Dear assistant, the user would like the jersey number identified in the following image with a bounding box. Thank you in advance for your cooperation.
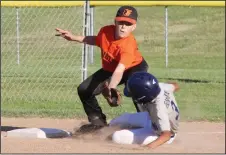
[171,101,179,120]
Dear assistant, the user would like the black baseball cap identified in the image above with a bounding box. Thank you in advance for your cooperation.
[115,6,138,24]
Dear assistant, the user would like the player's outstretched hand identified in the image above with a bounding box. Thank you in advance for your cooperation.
[55,28,75,41]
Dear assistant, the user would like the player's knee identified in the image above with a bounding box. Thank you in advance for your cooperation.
[77,83,88,97]
[112,130,134,144]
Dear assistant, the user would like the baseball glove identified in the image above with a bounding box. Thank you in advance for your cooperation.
[102,82,121,107]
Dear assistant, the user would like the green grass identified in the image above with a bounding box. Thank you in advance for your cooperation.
[1,6,225,122]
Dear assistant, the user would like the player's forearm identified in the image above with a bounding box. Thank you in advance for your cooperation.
[108,63,125,88]
[72,36,96,45]
[108,71,123,89]
[147,131,171,149]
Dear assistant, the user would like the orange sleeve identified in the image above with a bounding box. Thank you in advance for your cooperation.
[119,45,136,68]
[95,27,104,47]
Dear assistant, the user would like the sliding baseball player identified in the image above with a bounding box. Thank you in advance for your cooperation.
[109,72,180,149]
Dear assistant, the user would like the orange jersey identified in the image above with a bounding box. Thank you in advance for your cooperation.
[96,25,143,72]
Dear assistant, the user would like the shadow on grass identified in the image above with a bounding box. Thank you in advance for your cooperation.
[159,78,224,84]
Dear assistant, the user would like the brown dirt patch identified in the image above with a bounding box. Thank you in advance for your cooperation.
[1,117,225,153]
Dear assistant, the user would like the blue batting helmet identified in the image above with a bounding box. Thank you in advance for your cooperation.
[126,72,161,103]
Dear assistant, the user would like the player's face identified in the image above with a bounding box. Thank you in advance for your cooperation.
[115,21,136,39]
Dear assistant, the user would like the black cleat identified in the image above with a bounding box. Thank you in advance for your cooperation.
[74,115,108,134]
[75,123,106,134]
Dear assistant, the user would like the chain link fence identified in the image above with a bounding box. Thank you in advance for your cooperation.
[1,6,84,105]
[1,4,224,116]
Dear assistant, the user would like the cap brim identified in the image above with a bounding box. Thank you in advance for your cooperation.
[115,17,136,24]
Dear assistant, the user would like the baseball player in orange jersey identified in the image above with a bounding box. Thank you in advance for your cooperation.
[55,6,149,133]
[109,72,180,149]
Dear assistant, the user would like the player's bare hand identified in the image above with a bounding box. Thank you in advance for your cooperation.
[55,28,75,41]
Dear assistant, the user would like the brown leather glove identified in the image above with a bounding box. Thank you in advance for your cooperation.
[102,82,122,107]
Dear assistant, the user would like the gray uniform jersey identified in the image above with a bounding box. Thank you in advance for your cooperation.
[147,83,180,135]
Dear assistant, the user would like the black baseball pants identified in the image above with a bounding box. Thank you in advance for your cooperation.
[77,58,149,124]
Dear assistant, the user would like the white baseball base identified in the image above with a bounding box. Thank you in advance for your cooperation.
[6,128,72,138]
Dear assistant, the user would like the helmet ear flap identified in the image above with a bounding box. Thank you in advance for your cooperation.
[123,82,131,97]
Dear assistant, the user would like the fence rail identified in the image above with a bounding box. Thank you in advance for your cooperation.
[1,1,225,7]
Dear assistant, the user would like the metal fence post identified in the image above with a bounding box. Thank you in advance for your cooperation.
[82,0,90,81]
[89,6,94,64]
[87,5,91,64]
